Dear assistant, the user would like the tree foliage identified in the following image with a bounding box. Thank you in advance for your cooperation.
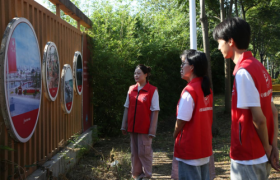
[87,1,192,136]
[44,0,280,136]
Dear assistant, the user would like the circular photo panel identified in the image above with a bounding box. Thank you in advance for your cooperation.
[61,64,74,114]
[0,18,41,143]
[42,42,60,101]
[73,51,83,95]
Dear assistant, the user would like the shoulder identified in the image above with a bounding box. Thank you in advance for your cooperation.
[148,83,157,91]
[236,68,253,82]
[240,57,262,70]
[184,86,197,102]
[236,68,250,76]
[128,84,137,93]
[185,83,197,92]
[181,91,193,100]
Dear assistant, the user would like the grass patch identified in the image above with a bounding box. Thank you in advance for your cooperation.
[64,94,280,180]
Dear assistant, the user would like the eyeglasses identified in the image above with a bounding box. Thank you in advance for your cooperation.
[181,62,189,67]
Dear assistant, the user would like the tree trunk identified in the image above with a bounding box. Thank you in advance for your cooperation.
[235,0,239,17]
[200,0,218,135]
[271,63,274,78]
[224,58,231,113]
[240,0,246,20]
[252,30,257,57]
[228,0,233,18]
[220,0,231,113]
[220,0,225,21]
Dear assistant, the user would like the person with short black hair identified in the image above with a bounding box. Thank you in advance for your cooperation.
[172,50,213,180]
[121,64,160,180]
[213,17,280,180]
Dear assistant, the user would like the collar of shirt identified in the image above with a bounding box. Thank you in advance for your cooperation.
[233,51,253,76]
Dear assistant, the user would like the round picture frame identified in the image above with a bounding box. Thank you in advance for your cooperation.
[73,51,83,95]
[0,17,42,143]
[42,42,60,101]
[61,64,74,114]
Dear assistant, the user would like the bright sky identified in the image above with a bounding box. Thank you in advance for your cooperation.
[34,0,50,7]
[34,0,139,17]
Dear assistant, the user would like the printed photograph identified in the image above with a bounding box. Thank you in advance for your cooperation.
[46,44,59,98]
[76,54,83,92]
[64,67,73,111]
[6,22,41,118]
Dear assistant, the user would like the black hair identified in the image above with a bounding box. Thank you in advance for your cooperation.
[180,49,211,97]
[136,64,151,81]
[213,17,251,49]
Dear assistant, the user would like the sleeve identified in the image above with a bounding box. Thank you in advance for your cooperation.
[120,108,128,131]
[124,92,129,108]
[150,89,160,111]
[176,91,195,121]
[148,110,159,137]
[235,69,260,109]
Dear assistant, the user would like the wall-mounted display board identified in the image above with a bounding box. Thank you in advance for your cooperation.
[42,42,60,101]
[61,64,74,114]
[0,17,42,143]
[73,51,83,95]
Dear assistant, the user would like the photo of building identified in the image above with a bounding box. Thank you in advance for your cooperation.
[6,22,41,119]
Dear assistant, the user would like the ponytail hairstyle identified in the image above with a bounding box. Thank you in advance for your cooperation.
[136,64,152,82]
[180,49,211,97]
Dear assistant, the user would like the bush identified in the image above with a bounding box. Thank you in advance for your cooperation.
[87,3,188,136]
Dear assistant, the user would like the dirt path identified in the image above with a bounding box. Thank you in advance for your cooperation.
[65,96,280,179]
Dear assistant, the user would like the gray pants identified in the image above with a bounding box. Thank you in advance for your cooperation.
[130,133,153,178]
[171,153,216,180]
[231,160,271,180]
[178,161,210,180]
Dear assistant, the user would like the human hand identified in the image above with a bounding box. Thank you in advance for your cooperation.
[265,145,272,160]
[269,145,280,171]
[122,130,127,135]
[148,135,154,139]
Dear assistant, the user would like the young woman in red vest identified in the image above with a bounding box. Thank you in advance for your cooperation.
[173,50,213,180]
[121,64,160,180]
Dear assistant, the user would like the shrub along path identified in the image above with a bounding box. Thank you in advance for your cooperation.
[65,95,280,180]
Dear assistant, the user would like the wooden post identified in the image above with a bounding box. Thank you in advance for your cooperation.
[56,3,60,18]
[77,20,80,31]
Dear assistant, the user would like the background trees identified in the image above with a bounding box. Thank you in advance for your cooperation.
[87,0,190,135]
[45,0,280,136]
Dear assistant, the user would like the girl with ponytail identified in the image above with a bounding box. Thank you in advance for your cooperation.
[172,50,213,180]
[121,64,160,180]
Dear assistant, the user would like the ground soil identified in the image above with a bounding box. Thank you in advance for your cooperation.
[64,95,280,180]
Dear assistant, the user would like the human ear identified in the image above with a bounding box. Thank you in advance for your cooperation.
[228,38,235,47]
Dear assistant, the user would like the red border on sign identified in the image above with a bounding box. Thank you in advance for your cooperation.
[12,109,38,138]
[49,87,58,98]
[66,102,72,111]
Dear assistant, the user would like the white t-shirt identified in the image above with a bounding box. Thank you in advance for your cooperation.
[124,86,160,111]
[231,68,270,165]
[175,91,210,166]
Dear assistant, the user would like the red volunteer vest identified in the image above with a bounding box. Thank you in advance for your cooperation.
[127,82,157,134]
[174,77,213,160]
[231,51,274,160]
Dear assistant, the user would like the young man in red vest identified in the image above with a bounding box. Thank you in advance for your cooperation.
[213,17,280,179]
